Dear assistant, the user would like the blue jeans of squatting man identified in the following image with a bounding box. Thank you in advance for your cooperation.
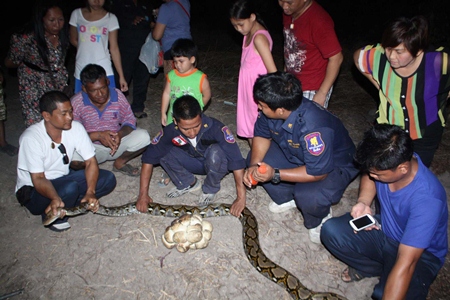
[321,213,442,300]
[26,169,117,224]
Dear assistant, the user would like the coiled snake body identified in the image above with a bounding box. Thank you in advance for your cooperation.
[44,202,346,300]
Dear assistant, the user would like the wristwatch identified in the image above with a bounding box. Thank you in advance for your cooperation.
[271,168,281,184]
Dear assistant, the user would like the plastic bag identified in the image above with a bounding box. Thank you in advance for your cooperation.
[139,33,163,74]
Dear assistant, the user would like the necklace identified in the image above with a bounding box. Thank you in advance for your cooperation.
[290,1,312,30]
[47,131,58,149]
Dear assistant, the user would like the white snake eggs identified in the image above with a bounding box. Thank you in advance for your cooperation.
[162,213,213,252]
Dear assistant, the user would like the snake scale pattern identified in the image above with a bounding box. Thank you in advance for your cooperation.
[44,202,347,300]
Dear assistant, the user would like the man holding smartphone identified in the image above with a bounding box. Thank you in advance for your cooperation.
[321,124,448,300]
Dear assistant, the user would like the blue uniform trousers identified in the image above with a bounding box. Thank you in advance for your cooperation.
[247,142,356,228]
[160,144,228,194]
[321,213,442,300]
[26,169,117,224]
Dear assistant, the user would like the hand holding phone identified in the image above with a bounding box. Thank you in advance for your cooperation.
[349,214,380,231]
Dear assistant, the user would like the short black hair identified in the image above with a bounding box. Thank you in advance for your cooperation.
[170,38,198,59]
[39,90,70,114]
[253,71,303,111]
[172,95,202,122]
[80,64,107,86]
[381,15,429,57]
[354,123,414,172]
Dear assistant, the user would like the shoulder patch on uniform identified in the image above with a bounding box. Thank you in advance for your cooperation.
[151,130,163,144]
[172,135,188,146]
[222,126,236,143]
[304,132,325,156]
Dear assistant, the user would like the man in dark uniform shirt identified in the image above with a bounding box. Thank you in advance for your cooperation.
[245,72,359,243]
[136,95,247,217]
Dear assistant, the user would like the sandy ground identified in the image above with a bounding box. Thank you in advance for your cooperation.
[1,27,449,300]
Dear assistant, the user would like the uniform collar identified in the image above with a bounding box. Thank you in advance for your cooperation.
[175,113,213,138]
[281,101,306,133]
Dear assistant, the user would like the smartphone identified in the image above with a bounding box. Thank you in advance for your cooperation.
[349,214,378,231]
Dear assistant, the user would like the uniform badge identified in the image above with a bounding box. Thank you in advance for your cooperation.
[304,132,325,156]
[172,135,188,146]
[222,126,235,143]
[151,130,163,144]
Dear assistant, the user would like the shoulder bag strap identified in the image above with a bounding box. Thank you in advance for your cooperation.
[173,0,190,18]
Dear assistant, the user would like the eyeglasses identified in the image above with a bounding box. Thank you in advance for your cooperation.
[58,143,69,165]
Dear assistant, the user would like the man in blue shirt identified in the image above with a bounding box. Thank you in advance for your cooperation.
[321,124,448,299]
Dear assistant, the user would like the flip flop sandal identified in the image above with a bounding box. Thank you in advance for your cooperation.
[158,171,171,187]
[341,266,366,283]
[113,164,140,177]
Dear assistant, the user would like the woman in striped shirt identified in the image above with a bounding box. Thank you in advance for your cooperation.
[354,15,450,167]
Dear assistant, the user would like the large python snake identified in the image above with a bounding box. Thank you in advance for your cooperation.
[44,202,347,300]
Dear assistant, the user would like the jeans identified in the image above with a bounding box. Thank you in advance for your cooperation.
[25,169,117,223]
[321,213,442,299]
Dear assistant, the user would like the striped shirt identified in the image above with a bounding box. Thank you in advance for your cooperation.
[357,44,450,140]
[71,88,136,144]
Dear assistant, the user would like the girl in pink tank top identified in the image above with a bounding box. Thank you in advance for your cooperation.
[230,0,277,147]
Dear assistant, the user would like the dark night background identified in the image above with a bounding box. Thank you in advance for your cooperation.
[0,1,449,298]
[1,0,447,105]
[1,0,449,52]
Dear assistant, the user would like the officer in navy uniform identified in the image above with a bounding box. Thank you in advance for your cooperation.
[136,95,247,217]
[245,72,359,244]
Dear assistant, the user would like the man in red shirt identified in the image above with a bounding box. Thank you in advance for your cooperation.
[279,0,343,108]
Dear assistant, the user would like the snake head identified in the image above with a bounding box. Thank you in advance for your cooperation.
[42,208,63,226]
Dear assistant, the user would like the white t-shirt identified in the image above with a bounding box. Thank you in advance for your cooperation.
[16,120,95,192]
[188,137,197,147]
[69,9,120,79]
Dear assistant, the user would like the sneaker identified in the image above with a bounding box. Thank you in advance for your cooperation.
[268,199,297,213]
[166,178,201,198]
[199,192,216,205]
[308,208,333,244]
[49,221,71,232]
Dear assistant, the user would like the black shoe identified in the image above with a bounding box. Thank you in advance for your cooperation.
[49,221,71,232]
[134,112,148,118]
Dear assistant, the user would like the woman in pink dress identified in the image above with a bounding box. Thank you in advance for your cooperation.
[230,0,277,146]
